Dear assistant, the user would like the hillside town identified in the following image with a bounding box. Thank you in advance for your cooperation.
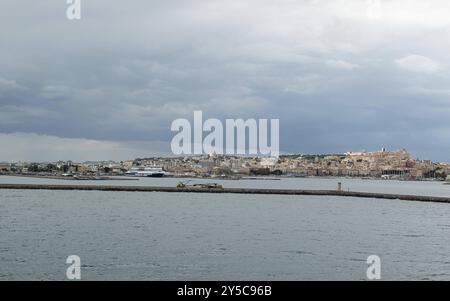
[1,148,449,181]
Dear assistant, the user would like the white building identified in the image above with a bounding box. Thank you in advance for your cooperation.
[260,157,278,167]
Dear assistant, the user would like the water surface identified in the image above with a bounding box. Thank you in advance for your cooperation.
[1,178,450,280]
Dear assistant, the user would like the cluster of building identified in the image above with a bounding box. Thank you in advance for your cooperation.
[1,148,449,181]
[276,148,450,180]
[133,148,449,180]
[0,160,133,176]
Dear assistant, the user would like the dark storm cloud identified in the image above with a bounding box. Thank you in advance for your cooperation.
[1,0,450,161]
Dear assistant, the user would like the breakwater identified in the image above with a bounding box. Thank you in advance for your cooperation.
[1,183,450,203]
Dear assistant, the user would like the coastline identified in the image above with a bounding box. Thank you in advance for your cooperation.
[1,174,139,181]
[1,172,447,182]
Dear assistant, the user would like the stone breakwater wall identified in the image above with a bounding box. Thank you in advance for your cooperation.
[1,183,450,204]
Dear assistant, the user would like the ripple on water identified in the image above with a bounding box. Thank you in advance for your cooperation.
[1,188,450,280]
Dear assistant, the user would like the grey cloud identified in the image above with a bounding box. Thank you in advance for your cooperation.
[1,0,450,161]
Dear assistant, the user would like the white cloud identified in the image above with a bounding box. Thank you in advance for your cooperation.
[328,0,450,29]
[326,60,360,70]
[395,55,441,73]
[0,77,26,91]
[403,86,450,97]
[39,85,71,100]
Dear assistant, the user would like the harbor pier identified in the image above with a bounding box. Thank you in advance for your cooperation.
[0,183,450,204]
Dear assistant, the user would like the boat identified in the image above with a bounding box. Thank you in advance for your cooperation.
[176,181,223,189]
[125,167,166,177]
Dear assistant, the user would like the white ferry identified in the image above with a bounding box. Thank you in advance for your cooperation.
[125,166,166,177]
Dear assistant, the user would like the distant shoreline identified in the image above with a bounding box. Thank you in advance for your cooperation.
[0,173,448,183]
[1,174,139,181]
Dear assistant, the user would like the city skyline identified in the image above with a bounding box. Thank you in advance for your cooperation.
[2,148,449,182]
[0,147,448,164]
[0,144,448,164]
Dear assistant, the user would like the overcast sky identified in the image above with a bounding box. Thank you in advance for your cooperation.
[1,0,450,162]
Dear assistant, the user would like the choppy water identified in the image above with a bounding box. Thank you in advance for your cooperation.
[1,176,450,280]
